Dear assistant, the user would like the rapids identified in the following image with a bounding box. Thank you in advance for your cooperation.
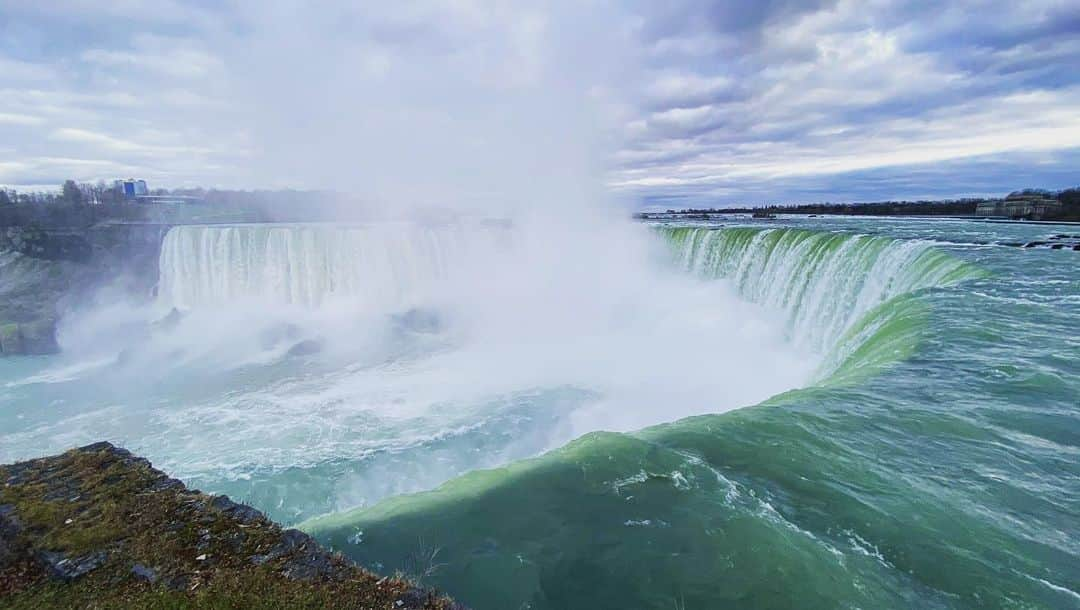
[1,216,1077,609]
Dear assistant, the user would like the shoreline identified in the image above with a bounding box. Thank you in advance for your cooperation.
[636,212,1080,227]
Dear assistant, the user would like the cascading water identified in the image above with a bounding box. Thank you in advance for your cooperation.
[3,217,1075,609]
[297,219,1078,610]
[659,226,983,376]
[158,222,507,309]
[1,219,820,523]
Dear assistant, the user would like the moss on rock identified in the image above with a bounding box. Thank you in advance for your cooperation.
[0,443,465,609]
[0,324,23,355]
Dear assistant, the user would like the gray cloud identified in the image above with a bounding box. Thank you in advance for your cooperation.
[615,0,1080,204]
[0,1,1077,204]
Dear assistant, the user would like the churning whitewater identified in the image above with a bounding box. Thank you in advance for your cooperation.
[1,216,1076,609]
[2,218,817,520]
[303,217,1077,610]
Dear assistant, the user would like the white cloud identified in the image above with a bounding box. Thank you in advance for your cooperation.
[0,113,45,126]
[0,57,56,84]
[48,127,158,154]
[0,0,1077,200]
[81,48,220,80]
[80,34,224,80]
[612,0,1080,202]
[0,0,216,27]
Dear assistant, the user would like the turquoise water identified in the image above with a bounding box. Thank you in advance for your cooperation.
[1,216,1077,608]
[306,217,1079,609]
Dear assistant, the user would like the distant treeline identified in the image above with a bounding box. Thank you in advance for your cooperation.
[6,180,1080,227]
[0,180,114,208]
[704,199,981,216]
[655,187,1080,220]
[0,180,345,229]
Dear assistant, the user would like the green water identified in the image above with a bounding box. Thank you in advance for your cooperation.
[305,218,1079,609]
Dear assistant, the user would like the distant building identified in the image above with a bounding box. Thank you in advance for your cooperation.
[78,183,101,205]
[975,200,1004,216]
[114,179,150,200]
[976,193,1062,220]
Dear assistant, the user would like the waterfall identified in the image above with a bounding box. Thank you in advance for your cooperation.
[157,221,982,381]
[158,222,505,310]
[658,226,982,369]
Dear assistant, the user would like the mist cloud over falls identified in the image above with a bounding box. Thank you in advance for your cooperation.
[22,215,816,523]
[2,1,1079,202]
[217,2,639,214]
[1,3,817,502]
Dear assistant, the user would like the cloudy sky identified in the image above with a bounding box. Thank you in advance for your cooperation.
[1,1,1078,206]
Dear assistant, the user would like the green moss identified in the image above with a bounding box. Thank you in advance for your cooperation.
[1,444,461,609]
[0,322,22,353]
[4,567,435,609]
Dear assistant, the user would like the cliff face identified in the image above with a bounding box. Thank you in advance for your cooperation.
[0,222,168,356]
[0,443,464,609]
[0,199,269,356]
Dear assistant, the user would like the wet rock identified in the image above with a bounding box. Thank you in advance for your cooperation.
[394,308,442,334]
[41,480,81,502]
[259,323,301,349]
[0,504,21,529]
[162,572,190,591]
[0,504,25,569]
[395,589,469,610]
[3,463,34,486]
[251,529,315,566]
[115,348,133,366]
[152,307,184,331]
[37,550,107,581]
[281,551,343,582]
[196,529,212,553]
[19,319,59,354]
[0,324,24,355]
[285,338,323,358]
[148,475,185,493]
[0,319,58,356]
[398,589,435,608]
[131,563,158,583]
[78,441,131,457]
[210,495,264,525]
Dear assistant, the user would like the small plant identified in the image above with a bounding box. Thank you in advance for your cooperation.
[401,536,448,585]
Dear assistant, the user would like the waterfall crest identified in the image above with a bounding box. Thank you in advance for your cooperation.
[158,222,505,310]
[659,226,982,369]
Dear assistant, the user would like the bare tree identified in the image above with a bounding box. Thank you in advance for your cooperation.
[61,180,83,205]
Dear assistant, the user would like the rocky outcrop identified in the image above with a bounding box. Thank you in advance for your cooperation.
[0,443,465,609]
[0,251,75,356]
[0,226,92,263]
[0,221,173,357]
[0,319,59,356]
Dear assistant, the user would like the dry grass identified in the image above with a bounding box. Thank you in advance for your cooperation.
[0,443,464,609]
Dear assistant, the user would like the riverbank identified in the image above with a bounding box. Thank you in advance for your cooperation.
[636,211,1080,225]
[0,442,464,609]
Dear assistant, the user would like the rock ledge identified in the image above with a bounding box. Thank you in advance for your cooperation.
[0,442,464,609]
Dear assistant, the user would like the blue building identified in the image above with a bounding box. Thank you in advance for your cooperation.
[114,179,149,200]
